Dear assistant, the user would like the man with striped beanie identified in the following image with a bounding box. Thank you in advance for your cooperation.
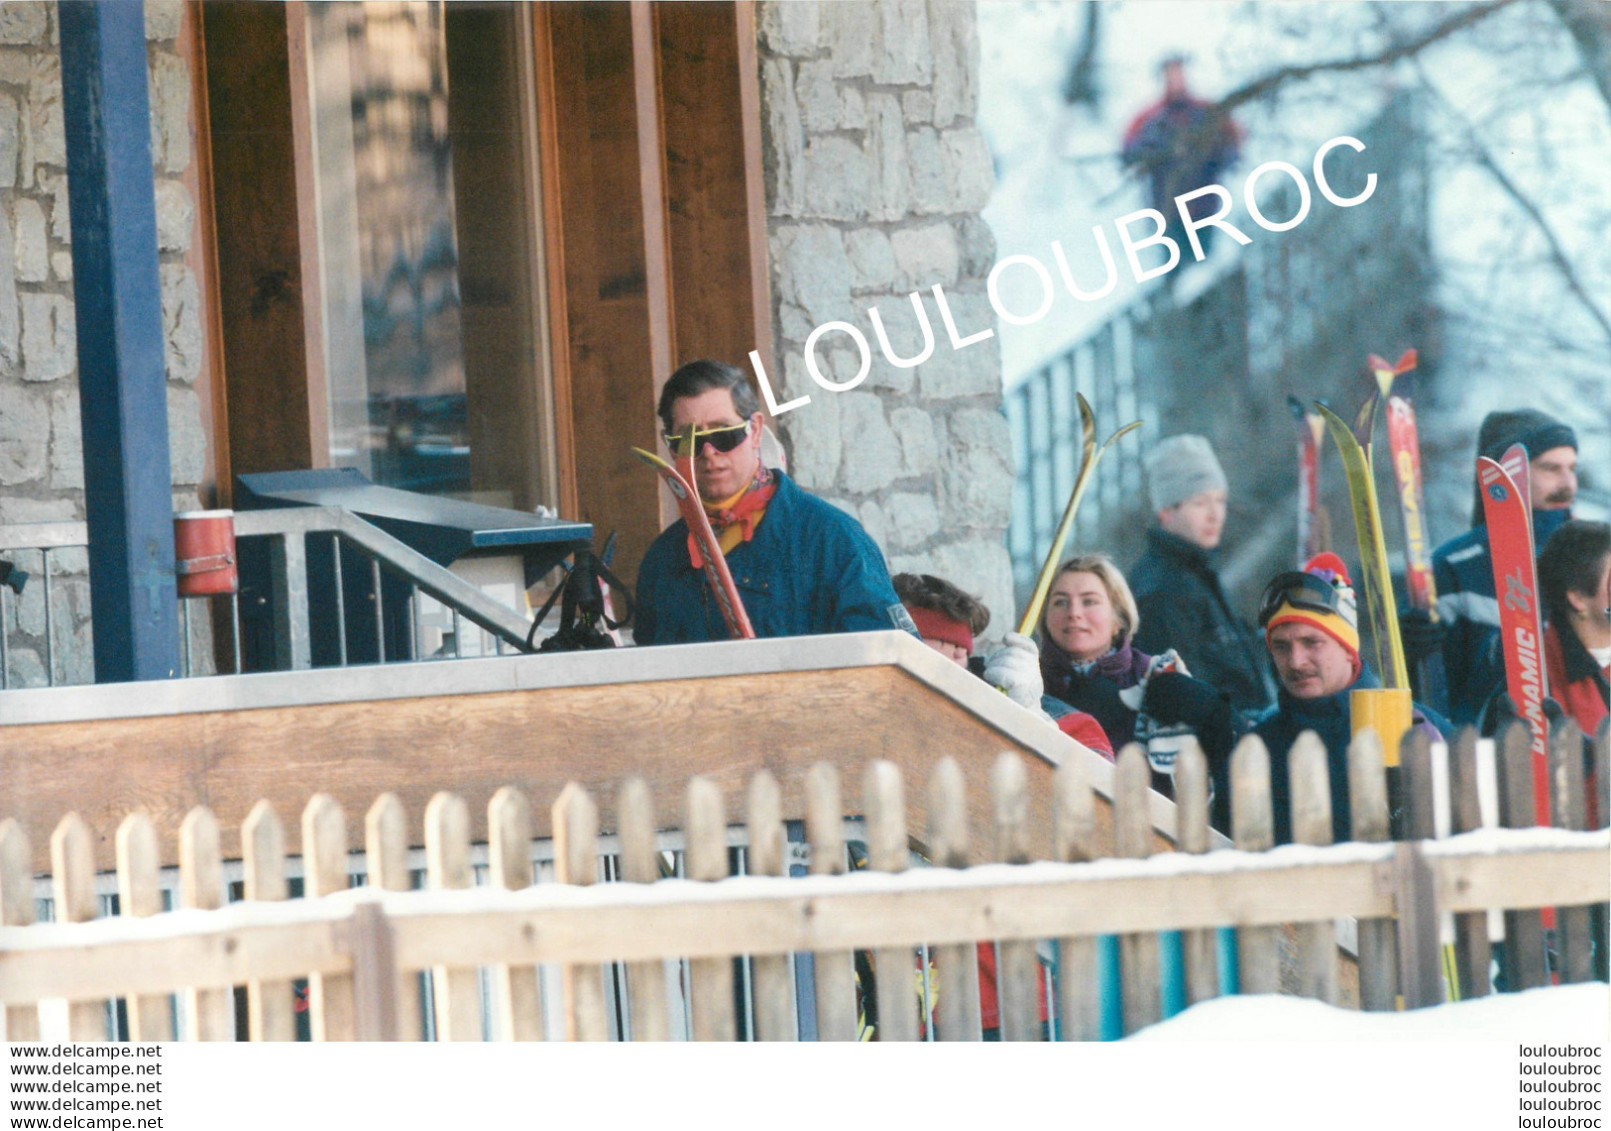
[1244,553,1448,843]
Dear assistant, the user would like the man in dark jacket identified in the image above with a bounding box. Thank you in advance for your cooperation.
[1131,433,1275,718]
[1414,410,1579,727]
[1249,555,1449,844]
[635,360,912,645]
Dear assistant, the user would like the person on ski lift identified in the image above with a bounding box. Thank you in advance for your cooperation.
[1411,410,1579,728]
[633,359,910,645]
[1253,554,1449,844]
[1033,552,1241,808]
[1129,434,1275,719]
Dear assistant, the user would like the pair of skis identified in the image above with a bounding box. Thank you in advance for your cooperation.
[1017,394,1142,635]
[1288,397,1328,566]
[1313,351,1416,694]
[632,426,755,640]
[1478,445,1551,828]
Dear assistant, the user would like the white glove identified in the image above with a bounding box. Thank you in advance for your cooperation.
[983,632,1044,712]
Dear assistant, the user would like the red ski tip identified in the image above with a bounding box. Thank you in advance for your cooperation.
[1392,349,1417,374]
[1366,354,1391,373]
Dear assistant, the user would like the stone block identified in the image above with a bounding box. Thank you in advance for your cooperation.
[857,499,887,549]
[0,493,73,524]
[51,546,86,575]
[9,195,45,281]
[48,385,80,490]
[773,223,852,327]
[826,2,874,79]
[154,178,193,252]
[20,291,72,381]
[838,392,902,494]
[844,228,897,293]
[890,406,939,477]
[0,4,47,46]
[863,291,931,367]
[928,0,979,129]
[938,406,1014,529]
[0,50,27,87]
[891,223,959,290]
[831,306,915,395]
[885,491,939,549]
[800,135,870,221]
[930,538,1014,643]
[162,262,201,384]
[956,214,997,278]
[795,60,839,134]
[145,0,183,42]
[902,89,935,125]
[0,201,16,375]
[863,93,908,223]
[761,58,805,217]
[874,0,933,86]
[148,52,190,175]
[778,354,840,490]
[49,249,67,280]
[26,52,61,173]
[916,294,1001,400]
[167,384,204,486]
[758,1,820,57]
[778,302,813,342]
[0,385,46,483]
[0,92,18,188]
[6,647,45,689]
[942,126,994,213]
[838,85,866,131]
[38,169,68,240]
[906,126,947,215]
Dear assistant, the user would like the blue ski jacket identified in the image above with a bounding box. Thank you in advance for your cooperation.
[634,470,911,646]
[1248,668,1451,844]
[1431,507,1572,727]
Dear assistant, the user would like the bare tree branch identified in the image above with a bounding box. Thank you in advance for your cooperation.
[1545,0,1611,109]
[1216,0,1523,113]
[1416,70,1611,351]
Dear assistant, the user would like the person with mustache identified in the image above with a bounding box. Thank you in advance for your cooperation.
[1251,554,1450,845]
[1411,410,1580,728]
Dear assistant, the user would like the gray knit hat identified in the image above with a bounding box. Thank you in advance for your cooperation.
[1145,434,1228,512]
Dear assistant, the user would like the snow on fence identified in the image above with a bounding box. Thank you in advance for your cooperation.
[0,719,1604,1042]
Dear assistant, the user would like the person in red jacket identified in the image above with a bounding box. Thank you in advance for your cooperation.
[894,572,1113,758]
[893,572,1103,1038]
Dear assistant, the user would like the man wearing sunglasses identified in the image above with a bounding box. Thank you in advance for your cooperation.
[1245,553,1448,844]
[634,359,912,645]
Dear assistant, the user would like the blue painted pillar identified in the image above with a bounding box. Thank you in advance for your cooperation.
[58,1,179,682]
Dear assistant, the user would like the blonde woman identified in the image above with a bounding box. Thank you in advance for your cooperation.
[1035,553,1241,806]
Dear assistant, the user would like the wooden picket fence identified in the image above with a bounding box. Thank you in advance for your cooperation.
[0,719,1605,1042]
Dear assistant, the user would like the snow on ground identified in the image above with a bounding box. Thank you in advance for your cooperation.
[1133,982,1610,1042]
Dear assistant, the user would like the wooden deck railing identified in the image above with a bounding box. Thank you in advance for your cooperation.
[1,718,1605,1042]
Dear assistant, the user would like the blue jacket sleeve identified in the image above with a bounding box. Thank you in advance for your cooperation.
[824,521,908,636]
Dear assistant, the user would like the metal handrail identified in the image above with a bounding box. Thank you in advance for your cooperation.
[233,506,537,655]
[0,508,541,686]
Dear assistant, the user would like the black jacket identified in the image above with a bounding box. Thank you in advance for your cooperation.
[1130,528,1275,717]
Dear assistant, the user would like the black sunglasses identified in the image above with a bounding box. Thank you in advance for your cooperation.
[1258,570,1346,627]
[664,421,751,456]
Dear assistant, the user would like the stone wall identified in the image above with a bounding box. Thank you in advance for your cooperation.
[0,0,204,685]
[755,0,1016,639]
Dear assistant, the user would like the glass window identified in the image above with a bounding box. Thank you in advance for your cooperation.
[304,0,555,510]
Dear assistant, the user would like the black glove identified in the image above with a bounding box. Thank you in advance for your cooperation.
[1399,608,1447,663]
[1142,672,1240,763]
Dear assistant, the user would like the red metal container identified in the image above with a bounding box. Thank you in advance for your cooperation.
[173,510,238,597]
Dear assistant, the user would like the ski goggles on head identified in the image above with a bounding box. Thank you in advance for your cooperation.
[664,420,751,456]
[1257,570,1349,627]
